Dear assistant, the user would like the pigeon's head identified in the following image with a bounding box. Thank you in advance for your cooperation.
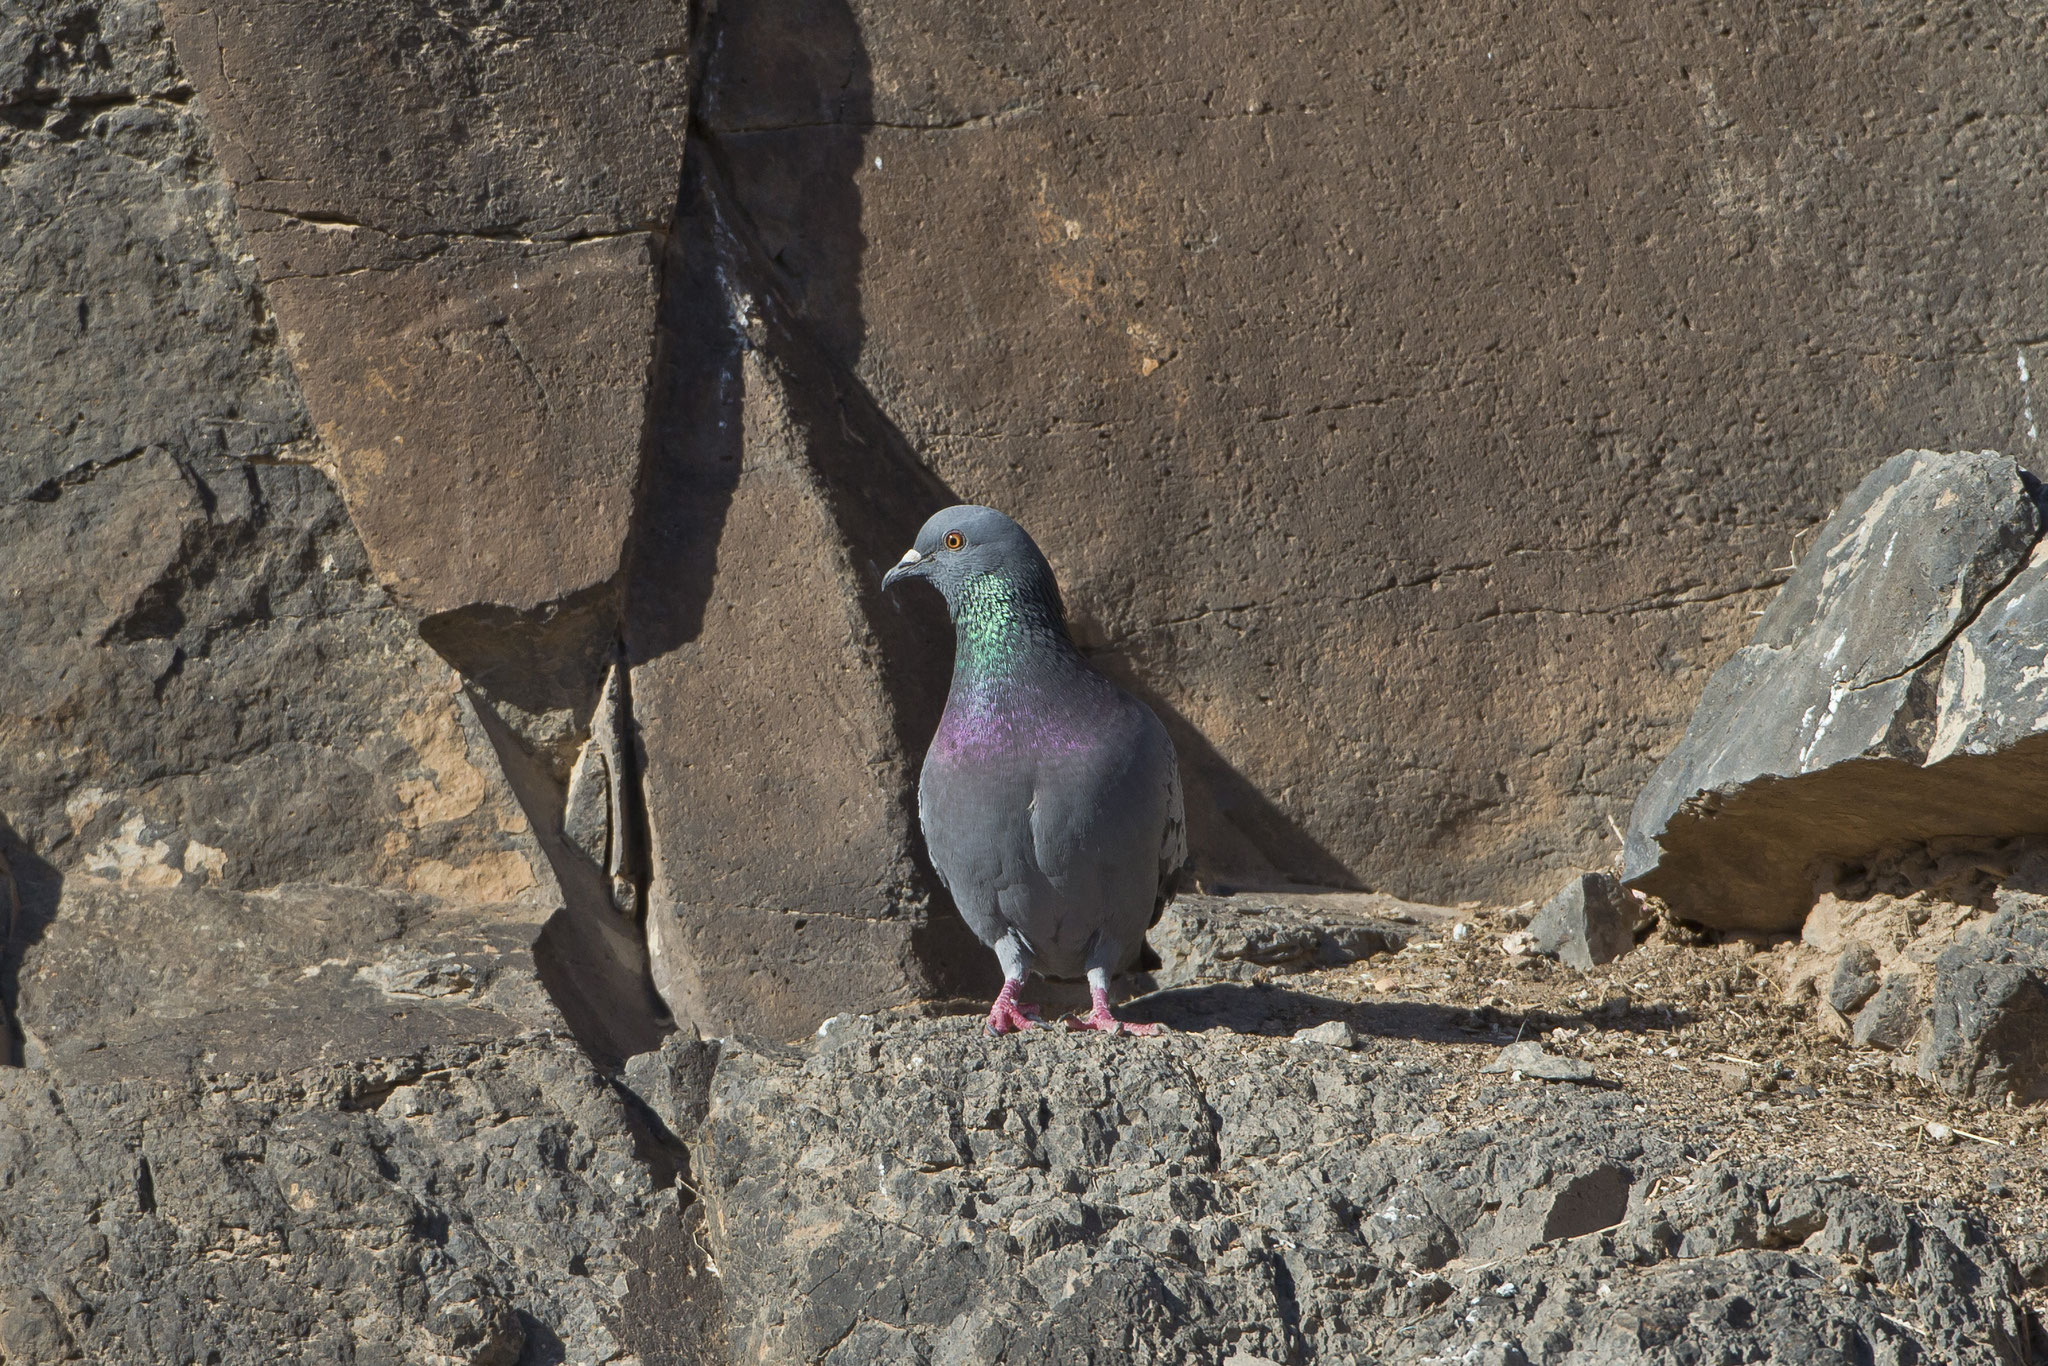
[882,504,1062,616]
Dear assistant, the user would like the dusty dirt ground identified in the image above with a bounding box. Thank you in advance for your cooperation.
[919,898,2048,1313]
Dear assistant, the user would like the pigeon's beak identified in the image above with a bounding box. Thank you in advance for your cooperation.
[882,547,927,591]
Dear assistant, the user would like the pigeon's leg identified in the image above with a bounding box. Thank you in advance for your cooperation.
[986,933,1041,1036]
[1065,964,1160,1036]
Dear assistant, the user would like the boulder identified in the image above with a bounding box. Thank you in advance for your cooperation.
[1527,872,1648,970]
[1627,450,2048,930]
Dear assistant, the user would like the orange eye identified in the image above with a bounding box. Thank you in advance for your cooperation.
[944,531,966,551]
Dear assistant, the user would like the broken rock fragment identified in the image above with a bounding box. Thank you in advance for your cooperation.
[1626,450,2048,930]
[1527,872,1647,971]
[1919,900,2048,1105]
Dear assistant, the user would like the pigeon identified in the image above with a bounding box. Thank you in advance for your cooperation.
[882,505,1186,1036]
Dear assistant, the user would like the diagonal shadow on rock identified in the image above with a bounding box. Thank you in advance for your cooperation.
[0,818,60,1068]
[686,0,1365,900]
[1122,981,1693,1043]
[1092,666,1363,891]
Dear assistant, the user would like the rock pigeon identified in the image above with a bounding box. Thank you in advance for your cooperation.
[883,505,1186,1036]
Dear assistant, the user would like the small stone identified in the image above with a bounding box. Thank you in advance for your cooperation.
[1373,975,1399,993]
[1828,943,1883,1016]
[1714,1062,1752,1094]
[1452,921,1474,941]
[1528,873,1648,972]
[1482,1040,1598,1083]
[1293,1020,1358,1049]
[1926,1121,1956,1144]
[1501,930,1539,958]
[1851,972,1920,1051]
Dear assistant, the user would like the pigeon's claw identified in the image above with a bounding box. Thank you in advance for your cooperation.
[1064,987,1161,1036]
[985,979,1039,1036]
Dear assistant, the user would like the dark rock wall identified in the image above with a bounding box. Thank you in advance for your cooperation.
[699,1,2048,900]
[0,0,612,1067]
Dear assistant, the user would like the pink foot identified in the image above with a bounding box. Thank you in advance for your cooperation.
[985,979,1041,1036]
[1065,986,1161,1036]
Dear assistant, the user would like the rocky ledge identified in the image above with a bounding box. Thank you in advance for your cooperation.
[635,1003,2033,1366]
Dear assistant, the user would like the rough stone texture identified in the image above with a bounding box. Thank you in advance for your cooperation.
[0,1032,694,1365]
[1826,943,1883,1017]
[1528,872,1647,971]
[0,9,685,1360]
[682,1013,2032,1365]
[1934,533,2048,762]
[696,1,2048,902]
[156,0,694,624]
[1291,1019,1357,1049]
[1849,972,1920,1053]
[1772,840,2048,1105]
[0,0,658,1065]
[1921,901,2048,1107]
[626,146,986,1041]
[15,2,2048,1359]
[1145,891,1433,989]
[1628,451,2048,929]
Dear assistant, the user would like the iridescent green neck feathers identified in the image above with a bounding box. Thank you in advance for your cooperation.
[951,569,1072,683]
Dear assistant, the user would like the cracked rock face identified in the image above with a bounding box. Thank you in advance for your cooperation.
[680,1014,2030,1365]
[1627,450,2048,930]
[0,8,690,1359]
[0,1033,691,1366]
[156,0,695,622]
[12,2,2048,1362]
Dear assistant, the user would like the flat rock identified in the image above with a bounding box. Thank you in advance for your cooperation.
[1627,450,2048,929]
[1482,1040,1599,1083]
[1146,891,1425,989]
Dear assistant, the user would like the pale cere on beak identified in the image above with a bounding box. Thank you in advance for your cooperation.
[882,547,925,590]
